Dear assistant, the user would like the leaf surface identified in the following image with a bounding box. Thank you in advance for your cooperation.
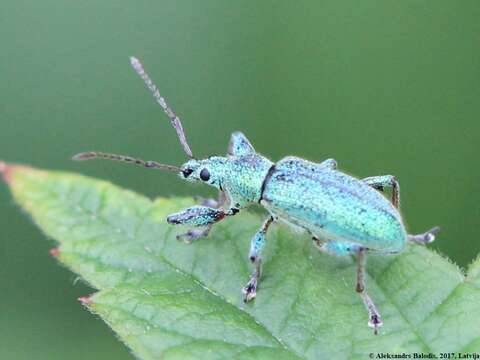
[3,163,480,359]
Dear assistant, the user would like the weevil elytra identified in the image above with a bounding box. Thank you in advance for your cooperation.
[73,57,440,334]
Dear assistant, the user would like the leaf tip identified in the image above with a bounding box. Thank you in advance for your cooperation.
[49,247,60,258]
[78,296,93,305]
[0,161,13,184]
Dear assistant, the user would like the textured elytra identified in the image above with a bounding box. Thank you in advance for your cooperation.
[3,163,480,359]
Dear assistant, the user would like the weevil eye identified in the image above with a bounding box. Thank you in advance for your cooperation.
[199,168,210,181]
[182,168,194,178]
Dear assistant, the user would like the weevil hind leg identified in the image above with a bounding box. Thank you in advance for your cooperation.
[313,239,383,333]
[193,190,227,209]
[363,175,400,208]
[355,247,383,334]
[408,226,440,245]
[242,216,275,302]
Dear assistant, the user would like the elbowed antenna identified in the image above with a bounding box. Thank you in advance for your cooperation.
[72,151,182,172]
[130,56,194,158]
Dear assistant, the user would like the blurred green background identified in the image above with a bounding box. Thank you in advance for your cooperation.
[1,1,479,359]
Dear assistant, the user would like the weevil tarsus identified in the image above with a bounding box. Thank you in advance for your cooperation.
[408,226,441,244]
[242,258,261,303]
[243,216,275,302]
[176,226,213,244]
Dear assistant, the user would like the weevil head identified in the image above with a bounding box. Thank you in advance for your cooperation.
[180,157,228,189]
[180,153,274,207]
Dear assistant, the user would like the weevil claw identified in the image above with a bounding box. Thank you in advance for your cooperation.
[175,233,193,244]
[408,226,441,245]
[368,314,383,335]
[176,232,194,244]
[425,226,441,243]
[242,278,258,302]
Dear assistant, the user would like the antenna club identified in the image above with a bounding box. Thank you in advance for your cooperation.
[130,56,142,71]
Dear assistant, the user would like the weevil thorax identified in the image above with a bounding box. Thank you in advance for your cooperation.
[180,153,273,208]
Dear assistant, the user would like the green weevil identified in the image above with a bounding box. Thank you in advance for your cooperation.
[73,57,440,334]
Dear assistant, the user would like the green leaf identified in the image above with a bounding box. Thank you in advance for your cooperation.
[3,163,480,359]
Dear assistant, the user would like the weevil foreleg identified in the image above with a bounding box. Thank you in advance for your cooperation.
[363,175,400,208]
[193,190,228,209]
[243,216,275,302]
[180,192,229,242]
[228,131,256,156]
[167,206,239,243]
[175,226,213,244]
[408,226,440,245]
[356,247,383,335]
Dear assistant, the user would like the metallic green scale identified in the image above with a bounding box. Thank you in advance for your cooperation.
[74,57,440,334]
[261,156,406,255]
[182,153,273,208]
[182,152,405,255]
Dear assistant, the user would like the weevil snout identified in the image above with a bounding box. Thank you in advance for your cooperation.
[182,167,194,178]
[180,159,201,181]
[179,157,227,190]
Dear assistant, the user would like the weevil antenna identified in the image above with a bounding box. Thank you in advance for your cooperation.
[130,56,194,158]
[72,151,182,172]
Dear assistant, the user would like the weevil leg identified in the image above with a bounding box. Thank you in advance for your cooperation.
[228,131,256,156]
[183,191,229,242]
[243,216,275,302]
[193,190,228,209]
[176,226,213,244]
[355,247,383,335]
[318,158,338,170]
[312,236,328,252]
[313,237,361,256]
[167,206,239,244]
[313,239,382,332]
[363,175,400,208]
[408,226,440,245]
